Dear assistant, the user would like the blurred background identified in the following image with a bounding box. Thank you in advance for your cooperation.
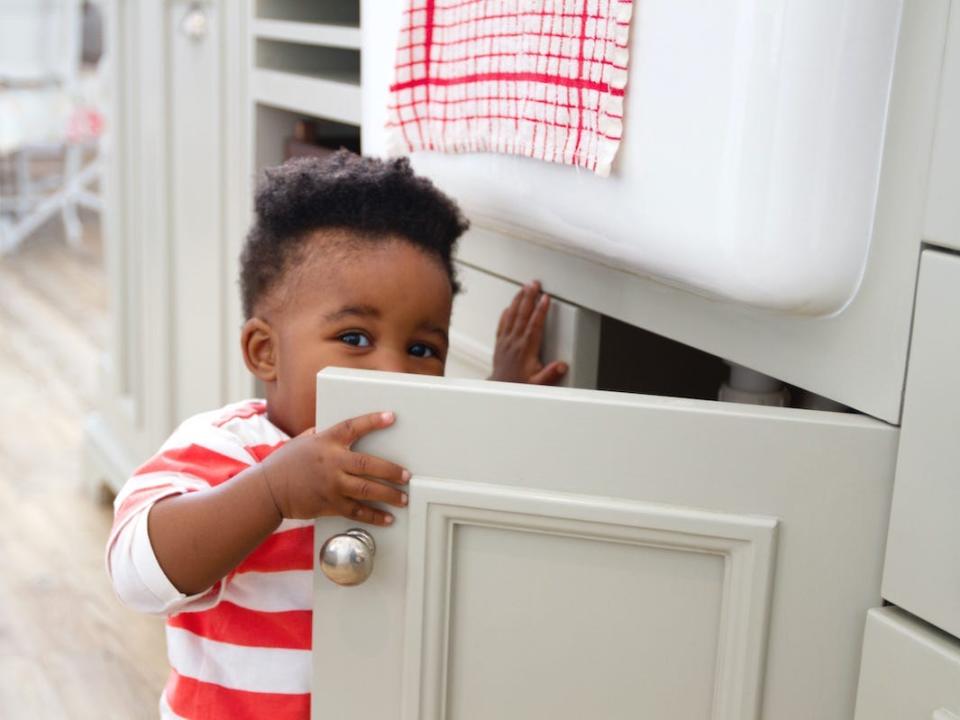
[1,1,168,716]
[1,2,367,716]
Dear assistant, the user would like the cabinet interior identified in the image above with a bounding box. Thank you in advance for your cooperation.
[255,0,360,26]
[254,105,361,172]
[255,39,360,84]
[597,316,852,413]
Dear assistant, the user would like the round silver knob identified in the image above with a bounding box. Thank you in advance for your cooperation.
[319,528,376,586]
[180,3,209,41]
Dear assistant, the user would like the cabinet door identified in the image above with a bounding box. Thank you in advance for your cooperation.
[312,369,897,720]
[855,607,960,720]
[168,0,227,420]
[882,250,960,636]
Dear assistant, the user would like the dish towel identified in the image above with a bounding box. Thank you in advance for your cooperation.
[386,0,634,177]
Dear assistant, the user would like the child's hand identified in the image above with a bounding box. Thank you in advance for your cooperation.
[259,411,409,526]
[490,280,569,385]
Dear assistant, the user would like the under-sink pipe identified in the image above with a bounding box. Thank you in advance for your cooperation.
[718,361,789,407]
[798,392,848,412]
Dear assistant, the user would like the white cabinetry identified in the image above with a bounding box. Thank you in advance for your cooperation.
[882,251,960,638]
[853,252,960,714]
[85,0,365,491]
[852,0,960,665]
[84,0,250,491]
[312,369,898,720]
[924,2,960,253]
[859,7,960,702]
[248,1,362,172]
[855,607,960,720]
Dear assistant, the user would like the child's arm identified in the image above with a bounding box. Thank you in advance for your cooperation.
[489,280,569,385]
[146,412,408,596]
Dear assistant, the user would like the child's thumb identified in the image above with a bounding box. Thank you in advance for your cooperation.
[529,361,568,386]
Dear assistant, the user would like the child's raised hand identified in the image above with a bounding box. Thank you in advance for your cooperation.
[258,411,409,526]
[490,280,569,385]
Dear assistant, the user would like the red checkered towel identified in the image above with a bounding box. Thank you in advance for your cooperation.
[386,0,633,177]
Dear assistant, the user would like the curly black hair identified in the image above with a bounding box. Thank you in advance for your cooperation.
[239,150,469,318]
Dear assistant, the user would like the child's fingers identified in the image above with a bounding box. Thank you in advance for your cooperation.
[344,451,410,485]
[498,288,523,337]
[327,411,396,446]
[529,360,568,386]
[342,474,408,509]
[525,293,550,348]
[339,499,394,526]
[513,282,540,333]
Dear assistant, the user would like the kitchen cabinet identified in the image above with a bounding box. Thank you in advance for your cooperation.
[882,251,960,638]
[855,607,960,720]
[924,0,960,253]
[312,368,897,720]
[853,248,960,715]
[83,0,250,490]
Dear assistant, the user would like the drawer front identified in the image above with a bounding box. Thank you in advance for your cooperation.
[924,1,960,252]
[855,607,960,720]
[882,250,960,636]
[446,262,600,388]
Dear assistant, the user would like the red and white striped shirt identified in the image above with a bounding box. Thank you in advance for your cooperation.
[106,400,315,720]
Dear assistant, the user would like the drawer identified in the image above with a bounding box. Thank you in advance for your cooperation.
[882,250,960,636]
[924,1,960,252]
[855,607,960,720]
[446,262,600,388]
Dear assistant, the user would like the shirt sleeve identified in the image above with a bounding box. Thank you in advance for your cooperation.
[105,412,256,615]
[107,495,225,614]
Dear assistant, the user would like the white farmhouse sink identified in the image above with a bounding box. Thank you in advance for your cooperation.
[362,0,903,316]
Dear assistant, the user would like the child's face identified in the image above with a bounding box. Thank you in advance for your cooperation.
[243,232,454,436]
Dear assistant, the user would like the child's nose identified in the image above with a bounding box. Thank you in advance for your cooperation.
[371,350,409,374]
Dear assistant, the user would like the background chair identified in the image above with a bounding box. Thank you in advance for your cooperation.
[0,0,103,254]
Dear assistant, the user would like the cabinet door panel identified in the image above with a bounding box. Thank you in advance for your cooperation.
[312,369,897,720]
[401,479,775,720]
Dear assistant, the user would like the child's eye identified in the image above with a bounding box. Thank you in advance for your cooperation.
[339,332,371,348]
[408,343,438,359]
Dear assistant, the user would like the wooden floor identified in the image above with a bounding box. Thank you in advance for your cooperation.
[0,214,168,718]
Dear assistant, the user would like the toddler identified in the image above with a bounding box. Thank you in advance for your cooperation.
[106,151,567,719]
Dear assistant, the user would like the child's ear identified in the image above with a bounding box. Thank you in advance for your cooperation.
[241,317,278,382]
